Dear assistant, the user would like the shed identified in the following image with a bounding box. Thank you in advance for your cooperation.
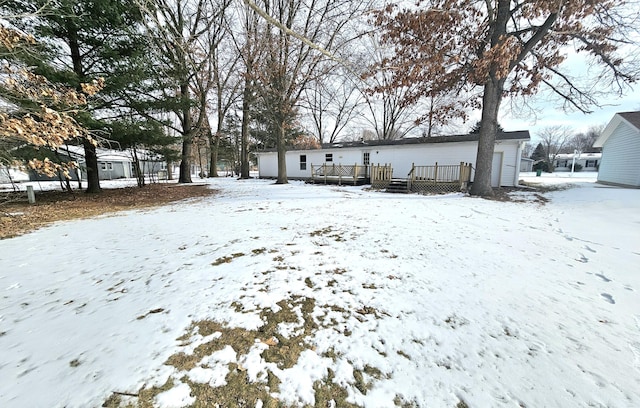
[256,131,530,188]
[520,158,534,172]
[593,111,640,187]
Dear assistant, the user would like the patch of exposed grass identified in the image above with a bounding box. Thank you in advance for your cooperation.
[313,369,359,408]
[252,248,267,255]
[112,296,397,408]
[310,226,333,237]
[185,372,280,408]
[112,377,175,408]
[305,277,314,288]
[394,394,419,407]
[456,400,470,408]
[353,365,384,395]
[212,252,245,266]
[260,297,317,369]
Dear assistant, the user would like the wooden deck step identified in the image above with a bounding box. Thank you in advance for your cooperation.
[386,179,409,193]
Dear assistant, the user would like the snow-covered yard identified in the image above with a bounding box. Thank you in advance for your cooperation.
[1,174,639,407]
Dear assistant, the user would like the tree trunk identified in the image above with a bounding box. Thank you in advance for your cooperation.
[68,26,101,194]
[469,78,504,197]
[167,161,174,180]
[276,122,288,184]
[208,132,219,177]
[132,146,145,187]
[178,138,193,183]
[178,80,193,183]
[83,139,101,193]
[240,82,251,179]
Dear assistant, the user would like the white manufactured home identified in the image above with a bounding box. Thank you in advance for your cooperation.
[594,111,640,187]
[553,152,601,172]
[256,131,530,188]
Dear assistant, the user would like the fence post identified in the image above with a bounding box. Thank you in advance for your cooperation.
[26,185,36,204]
[323,163,327,184]
[353,163,358,185]
[434,162,438,185]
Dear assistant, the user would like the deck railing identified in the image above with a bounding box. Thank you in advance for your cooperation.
[407,162,473,192]
[370,164,393,189]
[310,163,368,185]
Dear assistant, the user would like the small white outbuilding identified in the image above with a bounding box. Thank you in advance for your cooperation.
[593,111,640,187]
[256,131,530,188]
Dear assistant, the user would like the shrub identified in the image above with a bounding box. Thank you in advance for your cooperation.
[533,160,551,172]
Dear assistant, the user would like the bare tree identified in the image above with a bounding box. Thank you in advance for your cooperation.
[248,0,369,184]
[537,125,572,171]
[206,1,242,177]
[231,2,268,179]
[303,66,364,144]
[137,0,230,183]
[570,124,605,153]
[373,1,639,196]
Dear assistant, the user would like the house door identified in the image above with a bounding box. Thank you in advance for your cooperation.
[491,152,503,187]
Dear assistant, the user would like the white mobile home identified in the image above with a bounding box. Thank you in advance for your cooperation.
[593,111,640,187]
[553,152,601,172]
[256,131,530,188]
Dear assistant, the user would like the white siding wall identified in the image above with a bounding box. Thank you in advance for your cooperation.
[257,139,523,186]
[257,152,278,178]
[370,140,520,186]
[598,122,640,187]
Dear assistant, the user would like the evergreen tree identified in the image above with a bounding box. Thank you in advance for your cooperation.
[4,0,147,193]
[530,143,547,161]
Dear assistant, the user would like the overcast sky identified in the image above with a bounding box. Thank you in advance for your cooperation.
[496,47,640,141]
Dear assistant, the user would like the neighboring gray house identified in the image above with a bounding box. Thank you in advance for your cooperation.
[593,111,640,187]
[520,157,534,172]
[27,146,166,182]
[257,131,530,188]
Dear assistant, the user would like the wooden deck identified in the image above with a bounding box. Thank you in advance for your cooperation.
[372,162,472,193]
[310,164,369,185]
[308,162,472,192]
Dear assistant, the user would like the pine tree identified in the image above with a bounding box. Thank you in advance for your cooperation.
[4,0,147,193]
[530,143,546,161]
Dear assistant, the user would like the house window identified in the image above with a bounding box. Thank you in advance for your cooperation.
[300,155,307,170]
[325,153,333,162]
[363,152,370,166]
[585,159,598,168]
[106,162,113,170]
[100,162,106,170]
[556,160,568,167]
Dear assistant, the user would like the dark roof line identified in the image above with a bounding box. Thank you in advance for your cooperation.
[320,130,530,149]
[618,111,640,130]
[256,131,530,153]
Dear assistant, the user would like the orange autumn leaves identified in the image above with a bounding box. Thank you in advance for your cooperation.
[0,26,104,177]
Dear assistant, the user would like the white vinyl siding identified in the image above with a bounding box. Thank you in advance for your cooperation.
[257,139,523,187]
[598,121,640,187]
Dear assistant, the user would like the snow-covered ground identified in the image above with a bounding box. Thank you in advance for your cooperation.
[1,175,639,407]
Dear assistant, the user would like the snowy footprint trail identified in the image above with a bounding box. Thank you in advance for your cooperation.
[1,179,639,407]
